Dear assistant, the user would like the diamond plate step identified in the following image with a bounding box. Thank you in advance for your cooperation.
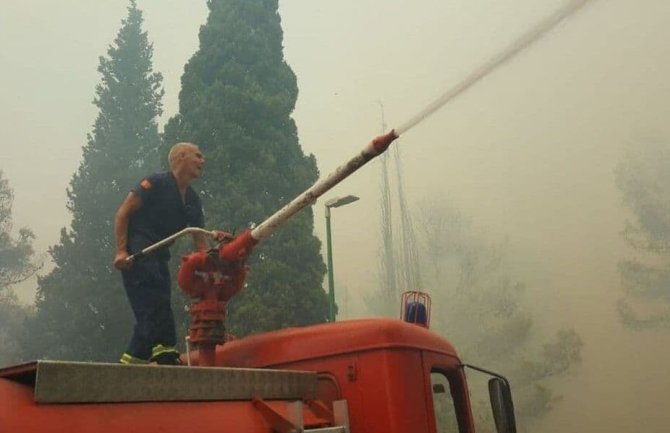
[34,361,317,404]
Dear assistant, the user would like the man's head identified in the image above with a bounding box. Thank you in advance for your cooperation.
[168,142,205,179]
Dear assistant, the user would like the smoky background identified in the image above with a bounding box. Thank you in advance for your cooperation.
[1,1,669,432]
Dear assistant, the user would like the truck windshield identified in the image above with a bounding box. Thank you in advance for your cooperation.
[431,371,460,433]
[432,367,505,433]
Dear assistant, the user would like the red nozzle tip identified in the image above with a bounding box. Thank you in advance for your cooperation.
[371,130,399,154]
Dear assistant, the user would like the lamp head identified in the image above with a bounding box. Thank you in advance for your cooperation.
[325,195,360,208]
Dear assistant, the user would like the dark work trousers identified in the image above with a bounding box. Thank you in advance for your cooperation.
[121,253,176,361]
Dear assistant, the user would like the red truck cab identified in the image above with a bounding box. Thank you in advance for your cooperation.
[201,316,516,433]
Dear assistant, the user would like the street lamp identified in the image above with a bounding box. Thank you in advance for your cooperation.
[325,195,360,322]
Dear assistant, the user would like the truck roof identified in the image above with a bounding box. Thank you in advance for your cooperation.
[216,317,459,368]
[0,318,459,378]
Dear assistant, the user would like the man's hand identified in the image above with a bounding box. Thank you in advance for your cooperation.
[213,230,234,242]
[113,251,132,271]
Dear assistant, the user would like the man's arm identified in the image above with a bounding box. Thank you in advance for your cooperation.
[113,192,143,270]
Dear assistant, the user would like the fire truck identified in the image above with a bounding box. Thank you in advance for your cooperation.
[0,294,516,433]
[0,131,516,433]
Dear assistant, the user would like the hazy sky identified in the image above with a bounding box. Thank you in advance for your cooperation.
[2,1,670,432]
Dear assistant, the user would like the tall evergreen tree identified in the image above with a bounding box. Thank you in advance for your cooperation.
[163,0,328,336]
[615,138,670,328]
[24,1,164,361]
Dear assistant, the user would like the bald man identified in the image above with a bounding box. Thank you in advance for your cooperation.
[114,142,210,365]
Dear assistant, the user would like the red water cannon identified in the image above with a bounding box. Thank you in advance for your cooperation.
[176,230,258,366]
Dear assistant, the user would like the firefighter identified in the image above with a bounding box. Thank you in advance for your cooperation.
[113,142,224,365]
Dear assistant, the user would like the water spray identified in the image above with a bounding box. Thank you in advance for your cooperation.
[396,0,593,135]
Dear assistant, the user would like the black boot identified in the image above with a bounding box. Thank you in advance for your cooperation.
[151,351,182,365]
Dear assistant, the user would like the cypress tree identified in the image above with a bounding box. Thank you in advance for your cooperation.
[24,1,164,361]
[163,0,328,336]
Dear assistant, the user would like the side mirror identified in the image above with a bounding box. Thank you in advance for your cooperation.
[488,378,517,433]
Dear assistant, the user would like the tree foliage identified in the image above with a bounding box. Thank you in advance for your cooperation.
[23,0,164,361]
[162,0,328,337]
[411,201,582,429]
[0,290,34,366]
[615,139,670,328]
[0,171,38,366]
[0,171,39,290]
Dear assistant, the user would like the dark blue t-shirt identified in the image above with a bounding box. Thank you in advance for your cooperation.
[127,172,204,257]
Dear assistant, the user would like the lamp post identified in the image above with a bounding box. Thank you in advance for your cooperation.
[325,195,360,322]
